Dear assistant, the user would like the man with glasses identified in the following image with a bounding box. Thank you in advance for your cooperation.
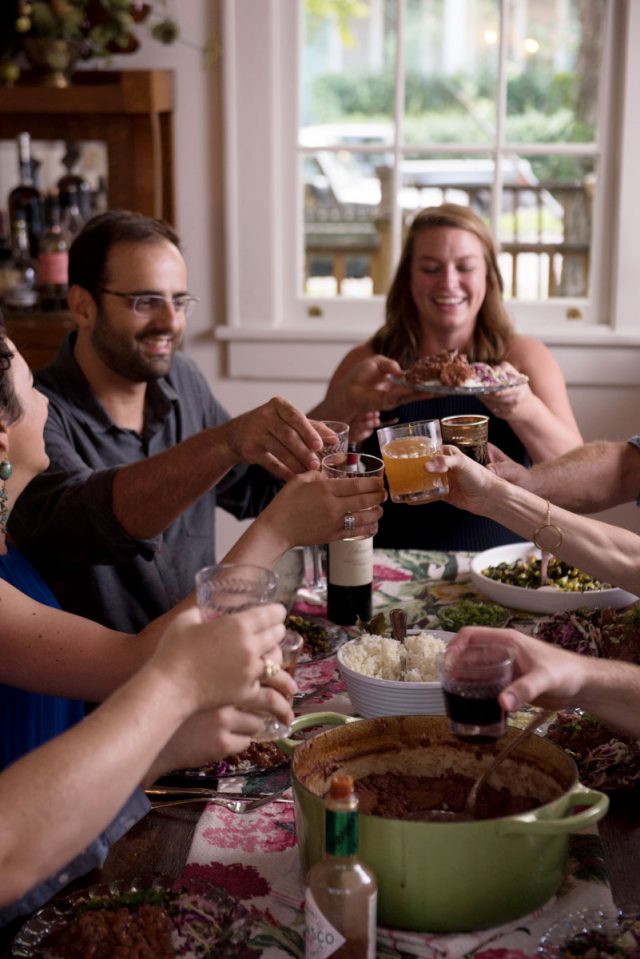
[9,211,326,633]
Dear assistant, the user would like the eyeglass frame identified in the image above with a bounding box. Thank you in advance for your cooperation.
[98,288,199,318]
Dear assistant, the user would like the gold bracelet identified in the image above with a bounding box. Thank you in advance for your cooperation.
[532,500,563,552]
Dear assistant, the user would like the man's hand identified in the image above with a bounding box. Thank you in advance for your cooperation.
[486,444,532,488]
[224,397,328,479]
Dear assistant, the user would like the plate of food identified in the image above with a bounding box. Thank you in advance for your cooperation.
[390,349,529,396]
[470,542,638,614]
[436,598,511,631]
[285,613,348,662]
[538,907,640,958]
[156,740,290,788]
[12,875,252,958]
[545,708,640,793]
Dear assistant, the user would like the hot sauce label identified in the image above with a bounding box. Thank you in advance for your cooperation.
[304,889,346,959]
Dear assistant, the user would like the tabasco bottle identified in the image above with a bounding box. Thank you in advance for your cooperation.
[305,774,377,959]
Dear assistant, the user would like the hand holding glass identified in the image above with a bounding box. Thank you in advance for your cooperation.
[438,643,514,742]
[195,563,291,741]
[304,420,350,601]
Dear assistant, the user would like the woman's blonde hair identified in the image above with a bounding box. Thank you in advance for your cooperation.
[370,203,513,366]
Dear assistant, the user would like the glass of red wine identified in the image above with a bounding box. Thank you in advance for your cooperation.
[438,643,514,742]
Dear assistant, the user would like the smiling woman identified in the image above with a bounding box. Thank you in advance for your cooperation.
[316,203,583,552]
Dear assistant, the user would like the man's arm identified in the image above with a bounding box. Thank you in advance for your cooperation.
[451,626,640,739]
[489,439,640,513]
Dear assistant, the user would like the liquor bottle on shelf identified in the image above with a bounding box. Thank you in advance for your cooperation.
[60,186,86,243]
[57,142,93,223]
[1,215,38,312]
[327,446,373,626]
[305,774,377,959]
[37,192,69,312]
[8,132,45,260]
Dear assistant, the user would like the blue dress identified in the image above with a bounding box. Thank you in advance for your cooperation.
[364,395,529,550]
[0,544,84,770]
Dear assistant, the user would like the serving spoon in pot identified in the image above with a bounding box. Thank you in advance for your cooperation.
[464,708,553,817]
[389,607,408,680]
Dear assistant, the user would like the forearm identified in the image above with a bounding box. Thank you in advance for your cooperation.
[479,477,640,594]
[112,424,238,539]
[522,441,639,512]
[0,663,187,906]
[577,657,640,738]
[507,394,583,463]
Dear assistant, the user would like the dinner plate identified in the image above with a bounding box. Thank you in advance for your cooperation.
[470,542,638,614]
[389,373,529,396]
[537,907,638,958]
[285,613,349,663]
[12,875,252,958]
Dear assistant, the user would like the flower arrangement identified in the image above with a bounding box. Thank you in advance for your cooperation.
[0,0,179,85]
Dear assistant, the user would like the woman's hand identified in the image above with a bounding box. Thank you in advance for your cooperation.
[260,470,386,550]
[480,362,535,421]
[426,444,502,515]
[151,605,294,713]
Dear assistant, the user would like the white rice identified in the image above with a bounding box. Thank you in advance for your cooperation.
[340,632,446,682]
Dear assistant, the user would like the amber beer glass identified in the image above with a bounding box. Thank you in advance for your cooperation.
[377,419,448,504]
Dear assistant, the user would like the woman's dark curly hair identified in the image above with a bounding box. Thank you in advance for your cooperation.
[0,316,23,428]
[370,203,514,367]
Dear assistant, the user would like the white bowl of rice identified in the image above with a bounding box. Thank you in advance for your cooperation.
[337,630,454,718]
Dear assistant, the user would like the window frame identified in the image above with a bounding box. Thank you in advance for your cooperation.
[221,0,640,349]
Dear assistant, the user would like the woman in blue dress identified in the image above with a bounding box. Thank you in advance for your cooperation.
[321,203,583,550]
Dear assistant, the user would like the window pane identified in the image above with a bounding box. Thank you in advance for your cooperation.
[497,155,596,299]
[404,0,499,145]
[505,0,606,144]
[302,1,397,128]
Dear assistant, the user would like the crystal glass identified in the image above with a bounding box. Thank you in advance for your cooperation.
[195,563,291,741]
[441,414,489,466]
[301,420,349,605]
[377,419,448,504]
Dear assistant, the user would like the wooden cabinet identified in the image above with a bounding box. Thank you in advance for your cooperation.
[1,69,175,368]
[0,69,175,221]
[4,311,75,371]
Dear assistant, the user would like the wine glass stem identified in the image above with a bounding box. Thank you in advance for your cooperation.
[311,545,324,588]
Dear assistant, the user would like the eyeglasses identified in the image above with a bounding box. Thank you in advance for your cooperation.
[99,288,199,318]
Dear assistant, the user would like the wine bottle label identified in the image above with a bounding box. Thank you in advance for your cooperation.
[328,537,373,587]
[38,251,68,285]
[304,889,346,959]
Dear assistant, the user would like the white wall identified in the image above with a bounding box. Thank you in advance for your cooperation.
[92,1,640,555]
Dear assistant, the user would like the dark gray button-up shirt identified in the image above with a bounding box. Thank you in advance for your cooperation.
[10,334,281,633]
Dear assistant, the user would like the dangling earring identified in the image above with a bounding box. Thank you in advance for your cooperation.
[0,460,13,535]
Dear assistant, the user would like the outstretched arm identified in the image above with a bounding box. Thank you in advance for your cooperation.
[0,605,293,908]
[449,626,640,738]
[428,444,640,596]
[489,439,640,513]
[481,337,582,462]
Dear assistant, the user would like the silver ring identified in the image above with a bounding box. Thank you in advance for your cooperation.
[261,658,279,682]
[343,512,356,532]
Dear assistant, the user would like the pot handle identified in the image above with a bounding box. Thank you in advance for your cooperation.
[276,712,360,756]
[496,784,609,836]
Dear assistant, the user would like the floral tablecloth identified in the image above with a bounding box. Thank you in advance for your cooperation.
[184,550,616,959]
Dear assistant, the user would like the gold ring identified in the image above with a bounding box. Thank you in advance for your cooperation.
[261,657,279,682]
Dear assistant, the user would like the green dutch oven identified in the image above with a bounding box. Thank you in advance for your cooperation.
[279,713,608,933]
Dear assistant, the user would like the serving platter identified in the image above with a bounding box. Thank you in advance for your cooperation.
[389,372,529,396]
[12,876,251,958]
[470,542,638,614]
[285,613,348,663]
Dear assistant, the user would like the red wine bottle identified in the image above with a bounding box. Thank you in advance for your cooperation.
[327,445,373,626]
